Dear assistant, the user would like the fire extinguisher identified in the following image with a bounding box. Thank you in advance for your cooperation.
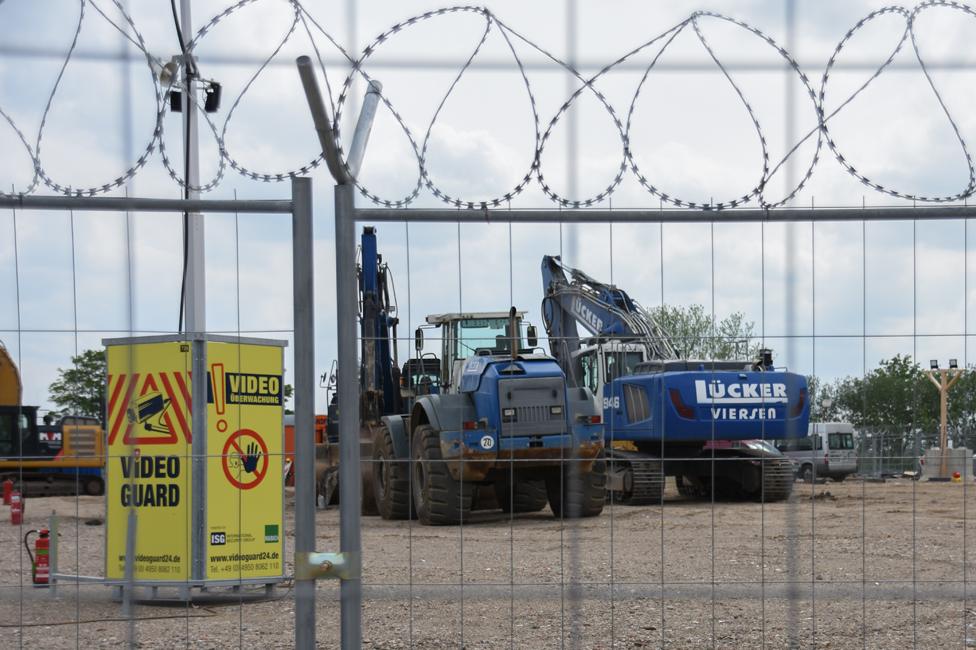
[24,528,50,585]
[2,479,12,505]
[10,491,22,525]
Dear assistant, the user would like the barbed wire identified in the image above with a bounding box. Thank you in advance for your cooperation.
[1,0,974,209]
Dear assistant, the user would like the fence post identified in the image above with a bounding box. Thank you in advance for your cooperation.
[335,182,362,650]
[191,337,207,581]
[292,177,317,649]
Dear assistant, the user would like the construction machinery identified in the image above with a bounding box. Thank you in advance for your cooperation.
[0,344,105,496]
[541,255,806,503]
[316,226,402,513]
[316,226,459,512]
[373,306,606,524]
[321,226,606,523]
[284,413,327,485]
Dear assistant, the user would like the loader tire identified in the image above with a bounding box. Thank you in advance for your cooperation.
[546,452,606,519]
[411,425,472,525]
[317,466,340,506]
[372,424,413,520]
[494,477,548,514]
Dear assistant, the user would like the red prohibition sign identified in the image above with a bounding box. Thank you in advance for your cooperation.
[222,428,269,490]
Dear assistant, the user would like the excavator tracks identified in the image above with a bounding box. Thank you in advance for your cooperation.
[4,476,104,498]
[607,450,664,506]
[757,455,795,502]
[676,452,795,503]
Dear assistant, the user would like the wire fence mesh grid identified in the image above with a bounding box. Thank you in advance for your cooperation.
[2,0,976,648]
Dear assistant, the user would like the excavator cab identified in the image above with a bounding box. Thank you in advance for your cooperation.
[0,408,27,458]
[0,406,40,460]
[571,341,646,401]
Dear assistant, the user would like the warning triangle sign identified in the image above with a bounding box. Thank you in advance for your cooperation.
[108,372,192,446]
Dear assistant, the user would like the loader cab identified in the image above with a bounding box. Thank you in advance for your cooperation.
[422,311,539,394]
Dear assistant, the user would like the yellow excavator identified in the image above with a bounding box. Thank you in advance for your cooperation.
[0,343,105,496]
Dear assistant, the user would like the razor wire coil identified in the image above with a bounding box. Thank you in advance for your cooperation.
[1,0,975,209]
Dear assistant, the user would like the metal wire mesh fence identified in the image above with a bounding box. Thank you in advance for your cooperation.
[2,1,976,648]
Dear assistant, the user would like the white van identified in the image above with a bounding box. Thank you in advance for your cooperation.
[809,423,858,481]
[776,422,858,482]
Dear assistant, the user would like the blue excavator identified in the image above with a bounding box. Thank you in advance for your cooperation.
[541,255,807,503]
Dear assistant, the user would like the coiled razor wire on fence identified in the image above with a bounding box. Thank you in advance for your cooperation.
[2,0,976,208]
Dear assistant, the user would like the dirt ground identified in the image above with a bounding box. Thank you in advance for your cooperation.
[2,478,976,648]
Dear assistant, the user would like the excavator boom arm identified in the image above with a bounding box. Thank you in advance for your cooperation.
[0,344,22,406]
[541,255,679,367]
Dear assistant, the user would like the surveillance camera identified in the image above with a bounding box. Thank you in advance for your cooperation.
[160,60,179,86]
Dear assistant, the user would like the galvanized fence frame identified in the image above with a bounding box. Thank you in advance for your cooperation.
[3,0,976,646]
[330,193,975,648]
[0,180,316,649]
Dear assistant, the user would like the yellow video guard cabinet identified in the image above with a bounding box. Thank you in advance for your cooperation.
[104,335,285,585]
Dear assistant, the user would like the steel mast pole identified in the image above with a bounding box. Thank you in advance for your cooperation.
[181,0,204,332]
[180,0,208,584]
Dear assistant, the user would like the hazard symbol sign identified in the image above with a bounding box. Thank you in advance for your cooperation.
[221,428,269,490]
[107,371,192,446]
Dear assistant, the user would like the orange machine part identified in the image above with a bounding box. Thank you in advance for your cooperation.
[284,415,326,486]
[0,344,22,406]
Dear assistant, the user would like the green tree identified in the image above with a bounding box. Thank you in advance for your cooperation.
[948,368,976,448]
[48,349,106,419]
[809,361,974,470]
[817,355,944,464]
[834,355,938,435]
[284,383,294,415]
[806,374,842,422]
[647,303,759,360]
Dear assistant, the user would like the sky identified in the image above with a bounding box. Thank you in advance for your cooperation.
[0,0,974,413]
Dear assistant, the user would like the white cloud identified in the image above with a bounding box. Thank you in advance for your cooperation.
[3,0,976,412]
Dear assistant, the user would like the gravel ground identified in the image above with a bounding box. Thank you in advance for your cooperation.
[2,478,976,648]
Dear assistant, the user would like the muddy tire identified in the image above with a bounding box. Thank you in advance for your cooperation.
[317,466,340,506]
[411,424,472,525]
[494,477,548,513]
[361,471,379,516]
[372,424,413,520]
[471,484,500,511]
[546,453,606,519]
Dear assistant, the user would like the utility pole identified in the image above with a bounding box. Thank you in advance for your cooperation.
[177,0,208,584]
[181,0,205,333]
[926,360,966,479]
